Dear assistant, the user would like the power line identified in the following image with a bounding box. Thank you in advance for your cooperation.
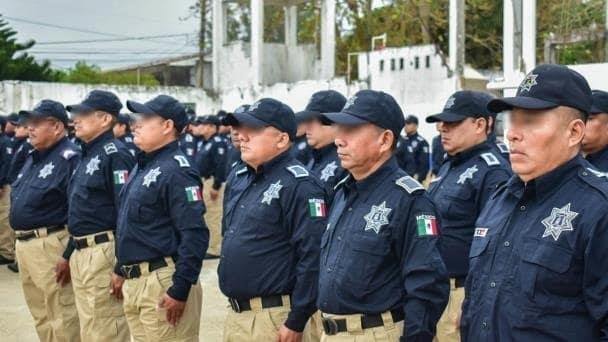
[35,33,193,45]
[30,50,197,55]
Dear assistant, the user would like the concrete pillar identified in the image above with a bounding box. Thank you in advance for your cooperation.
[502,0,517,96]
[321,0,336,79]
[448,0,465,77]
[285,5,297,47]
[251,0,264,85]
[211,0,223,90]
[521,0,536,73]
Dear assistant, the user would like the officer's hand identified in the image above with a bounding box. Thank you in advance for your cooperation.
[109,272,124,300]
[276,325,303,342]
[209,188,219,201]
[55,258,71,286]
[158,293,186,327]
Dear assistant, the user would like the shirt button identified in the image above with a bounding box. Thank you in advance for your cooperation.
[229,230,234,233]
[327,267,332,272]
[490,281,496,288]
[482,321,488,329]
[520,205,526,211]
[337,236,342,241]
[240,205,245,208]
[348,207,352,211]
[503,241,510,247]
[582,172,588,176]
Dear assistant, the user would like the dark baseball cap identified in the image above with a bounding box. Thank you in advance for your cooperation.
[404,115,418,125]
[296,90,347,123]
[321,90,405,139]
[426,91,495,123]
[590,90,608,115]
[116,113,133,125]
[222,105,249,126]
[66,90,123,116]
[224,98,296,140]
[196,115,220,126]
[126,95,188,133]
[488,64,592,115]
[19,99,69,125]
[6,112,19,125]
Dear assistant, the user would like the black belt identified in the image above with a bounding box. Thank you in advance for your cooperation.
[74,232,111,250]
[454,277,466,288]
[16,225,65,241]
[228,295,288,313]
[322,309,405,335]
[120,257,170,279]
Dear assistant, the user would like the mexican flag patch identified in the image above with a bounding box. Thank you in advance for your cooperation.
[308,198,327,218]
[185,186,203,202]
[416,214,438,237]
[113,170,128,184]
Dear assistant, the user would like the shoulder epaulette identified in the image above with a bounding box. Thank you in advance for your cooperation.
[235,167,248,176]
[480,152,500,166]
[395,175,424,194]
[173,155,190,167]
[213,136,222,142]
[496,142,509,154]
[62,149,77,160]
[185,134,193,142]
[286,165,309,178]
[104,142,118,155]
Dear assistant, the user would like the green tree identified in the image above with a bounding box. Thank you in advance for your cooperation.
[59,61,159,86]
[0,16,60,81]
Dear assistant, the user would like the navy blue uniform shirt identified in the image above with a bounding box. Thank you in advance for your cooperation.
[428,141,511,278]
[586,146,608,171]
[306,144,347,201]
[194,134,228,190]
[395,136,416,176]
[219,150,327,332]
[0,134,14,186]
[431,135,445,176]
[118,132,138,157]
[462,156,608,341]
[178,132,198,161]
[7,138,30,183]
[487,133,510,162]
[116,140,208,301]
[405,133,430,182]
[291,135,312,164]
[9,137,80,230]
[318,157,449,341]
[68,130,134,238]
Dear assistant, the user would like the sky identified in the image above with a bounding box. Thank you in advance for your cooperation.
[2,0,200,70]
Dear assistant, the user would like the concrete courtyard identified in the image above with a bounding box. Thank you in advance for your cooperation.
[0,259,228,341]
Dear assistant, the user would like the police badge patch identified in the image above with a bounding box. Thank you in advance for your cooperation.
[363,201,392,234]
[261,180,283,205]
[541,203,578,241]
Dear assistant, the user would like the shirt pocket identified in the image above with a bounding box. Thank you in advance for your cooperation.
[518,240,578,305]
[244,202,282,239]
[27,181,54,207]
[83,175,106,199]
[129,191,162,224]
[342,234,391,292]
[443,188,475,220]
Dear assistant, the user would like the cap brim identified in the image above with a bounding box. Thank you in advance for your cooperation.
[126,100,156,115]
[224,112,267,128]
[426,112,468,123]
[295,110,321,124]
[589,105,606,115]
[488,96,559,113]
[66,103,95,114]
[320,112,369,126]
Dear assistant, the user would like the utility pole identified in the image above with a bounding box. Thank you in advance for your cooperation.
[448,0,465,77]
[196,0,207,88]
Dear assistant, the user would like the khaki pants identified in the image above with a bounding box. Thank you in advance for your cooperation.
[69,232,130,341]
[320,312,404,342]
[223,296,322,342]
[15,228,81,342]
[434,279,464,342]
[203,178,223,256]
[122,261,202,342]
[0,186,15,260]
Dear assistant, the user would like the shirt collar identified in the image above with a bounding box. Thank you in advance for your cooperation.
[137,140,179,168]
[32,136,69,162]
[507,155,583,200]
[344,156,400,200]
[82,129,114,156]
[586,146,608,164]
[247,149,293,178]
[312,143,337,161]
[448,140,490,166]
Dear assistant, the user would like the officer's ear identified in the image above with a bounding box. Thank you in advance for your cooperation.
[276,131,290,149]
[162,119,177,136]
[567,117,585,148]
[378,129,394,153]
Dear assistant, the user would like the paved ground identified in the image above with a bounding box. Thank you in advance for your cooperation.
[0,259,228,341]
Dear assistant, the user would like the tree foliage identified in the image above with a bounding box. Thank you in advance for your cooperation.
[58,61,159,86]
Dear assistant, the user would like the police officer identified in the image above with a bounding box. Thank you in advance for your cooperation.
[425,91,511,342]
[583,90,608,171]
[318,90,449,341]
[224,105,248,173]
[0,116,15,266]
[292,112,313,164]
[114,95,208,341]
[486,111,510,160]
[461,64,608,341]
[217,110,232,144]
[220,98,327,342]
[179,117,199,162]
[430,123,445,176]
[65,90,134,341]
[298,90,348,199]
[114,113,138,156]
[193,114,227,258]
[10,100,81,341]
[403,115,430,182]
[395,135,416,175]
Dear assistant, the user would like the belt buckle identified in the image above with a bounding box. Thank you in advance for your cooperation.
[322,318,339,336]
[228,298,241,313]
[121,265,139,279]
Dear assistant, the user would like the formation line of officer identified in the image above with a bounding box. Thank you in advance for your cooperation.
[2,62,608,342]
